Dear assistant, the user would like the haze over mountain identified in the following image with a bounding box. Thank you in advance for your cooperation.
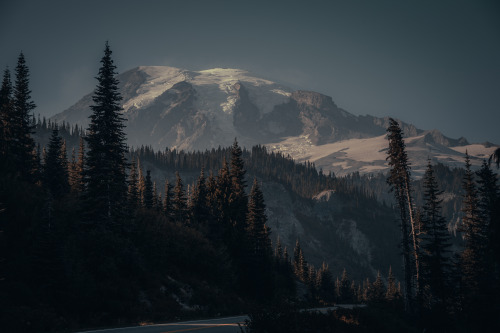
[53,65,498,176]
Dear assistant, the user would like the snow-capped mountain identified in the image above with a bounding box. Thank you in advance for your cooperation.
[52,66,497,176]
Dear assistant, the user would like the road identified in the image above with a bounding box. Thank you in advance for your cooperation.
[76,305,365,333]
[77,316,248,333]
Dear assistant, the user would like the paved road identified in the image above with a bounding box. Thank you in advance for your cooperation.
[77,316,248,333]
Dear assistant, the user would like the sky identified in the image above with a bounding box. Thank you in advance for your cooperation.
[1,0,499,143]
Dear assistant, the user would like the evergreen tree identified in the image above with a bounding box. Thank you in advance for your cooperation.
[489,148,500,169]
[386,118,418,312]
[0,68,13,172]
[73,137,85,193]
[457,153,492,331]
[244,178,273,299]
[419,161,452,308]
[459,152,486,295]
[370,271,386,303]
[84,42,128,224]
[68,147,77,190]
[215,159,232,235]
[229,139,248,231]
[386,266,399,302]
[172,172,187,223]
[190,167,209,225]
[293,239,308,282]
[317,262,334,303]
[127,156,139,208]
[143,170,153,209]
[275,236,284,264]
[338,268,353,303]
[137,159,146,206]
[152,181,158,209]
[163,179,173,220]
[475,160,500,313]
[245,178,272,262]
[12,53,36,181]
[43,126,69,198]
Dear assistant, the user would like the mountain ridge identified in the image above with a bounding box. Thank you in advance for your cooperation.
[52,65,497,176]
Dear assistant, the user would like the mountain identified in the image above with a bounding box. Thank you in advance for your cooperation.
[52,66,497,176]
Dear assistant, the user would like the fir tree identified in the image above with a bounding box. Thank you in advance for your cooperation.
[475,160,500,311]
[386,266,399,302]
[386,118,418,312]
[459,152,486,295]
[0,68,13,172]
[370,271,386,303]
[245,178,272,261]
[137,159,145,206]
[43,126,69,198]
[338,268,353,303]
[84,42,128,224]
[419,161,452,308]
[12,53,36,181]
[317,262,334,303]
[229,139,248,231]
[163,179,173,220]
[172,172,187,223]
[73,137,85,193]
[190,167,209,225]
[127,156,139,208]
[143,170,153,209]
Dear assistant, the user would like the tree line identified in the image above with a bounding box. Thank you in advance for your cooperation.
[387,118,500,331]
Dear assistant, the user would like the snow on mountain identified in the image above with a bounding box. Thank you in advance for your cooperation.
[52,65,498,176]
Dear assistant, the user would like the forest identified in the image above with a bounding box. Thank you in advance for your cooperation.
[1,44,499,332]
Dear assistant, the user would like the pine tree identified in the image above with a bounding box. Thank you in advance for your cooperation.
[43,126,69,198]
[73,137,85,193]
[457,153,492,331]
[137,159,146,206]
[419,161,452,307]
[459,152,486,295]
[172,172,187,223]
[317,262,334,303]
[12,53,36,181]
[84,42,128,224]
[370,271,386,303]
[386,118,418,312]
[229,139,248,235]
[293,239,308,281]
[215,159,232,234]
[475,160,500,310]
[0,68,13,172]
[127,156,139,208]
[245,178,272,262]
[339,268,353,303]
[386,266,399,302]
[143,170,153,209]
[163,179,173,220]
[190,167,209,225]
[68,147,77,190]
[152,181,158,209]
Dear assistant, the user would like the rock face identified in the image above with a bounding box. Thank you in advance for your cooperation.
[52,65,497,176]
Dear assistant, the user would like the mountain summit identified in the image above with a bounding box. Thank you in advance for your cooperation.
[53,66,497,176]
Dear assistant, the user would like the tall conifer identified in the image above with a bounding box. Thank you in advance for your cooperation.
[172,172,187,223]
[420,161,452,307]
[0,68,13,171]
[84,42,128,224]
[12,53,36,181]
[386,118,419,312]
[43,126,69,198]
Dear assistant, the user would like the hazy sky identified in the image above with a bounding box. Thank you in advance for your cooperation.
[1,0,499,143]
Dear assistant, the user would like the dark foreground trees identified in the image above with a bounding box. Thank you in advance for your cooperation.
[386,118,419,313]
[84,42,128,225]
